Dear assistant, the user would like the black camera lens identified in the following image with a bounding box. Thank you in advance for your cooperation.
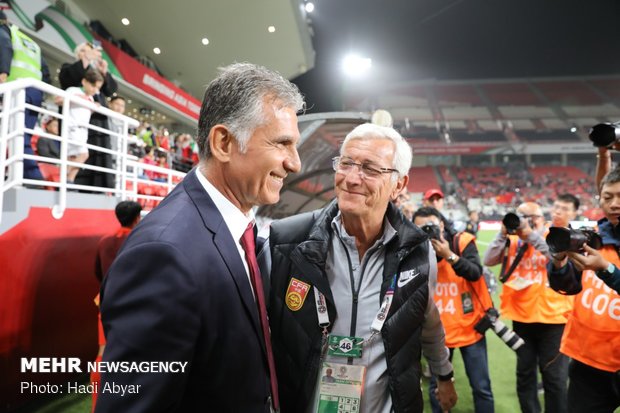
[589,123,620,148]
[502,213,521,234]
[473,308,524,351]
[546,226,603,253]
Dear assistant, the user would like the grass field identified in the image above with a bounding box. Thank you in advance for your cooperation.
[27,229,618,412]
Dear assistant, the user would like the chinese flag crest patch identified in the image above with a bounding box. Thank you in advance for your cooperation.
[285,277,310,311]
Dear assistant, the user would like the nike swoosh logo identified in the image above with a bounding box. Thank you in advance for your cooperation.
[397,269,420,288]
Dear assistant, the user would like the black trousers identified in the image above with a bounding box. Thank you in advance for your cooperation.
[568,359,620,413]
[513,321,568,413]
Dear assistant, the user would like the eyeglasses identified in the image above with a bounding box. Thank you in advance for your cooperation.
[332,156,398,179]
[86,41,102,50]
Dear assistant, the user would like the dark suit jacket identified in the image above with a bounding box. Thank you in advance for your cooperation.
[97,169,271,413]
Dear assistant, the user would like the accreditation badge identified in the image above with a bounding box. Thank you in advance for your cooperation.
[286,277,311,311]
[504,276,535,291]
[317,362,365,413]
[461,291,474,314]
[327,335,364,358]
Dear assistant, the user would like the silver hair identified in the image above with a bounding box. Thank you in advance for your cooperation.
[340,123,413,179]
[74,42,90,58]
[197,62,305,159]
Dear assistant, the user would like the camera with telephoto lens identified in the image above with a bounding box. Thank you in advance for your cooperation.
[474,308,525,351]
[545,226,602,254]
[420,223,442,240]
[589,122,620,149]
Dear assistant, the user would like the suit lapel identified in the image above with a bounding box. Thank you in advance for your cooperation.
[212,231,264,343]
[182,170,264,351]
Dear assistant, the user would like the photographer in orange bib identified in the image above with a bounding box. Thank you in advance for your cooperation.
[548,168,620,412]
[413,207,495,413]
[483,201,573,413]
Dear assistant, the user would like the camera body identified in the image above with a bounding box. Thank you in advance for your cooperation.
[420,223,442,240]
[474,308,524,351]
[502,212,522,234]
[546,226,602,254]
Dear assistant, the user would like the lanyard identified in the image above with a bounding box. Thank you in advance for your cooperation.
[370,274,397,333]
[313,273,398,337]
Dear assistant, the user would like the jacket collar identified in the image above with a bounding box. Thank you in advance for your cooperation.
[301,199,428,262]
[597,217,620,247]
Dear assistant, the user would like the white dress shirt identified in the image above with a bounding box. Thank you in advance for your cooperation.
[195,168,255,294]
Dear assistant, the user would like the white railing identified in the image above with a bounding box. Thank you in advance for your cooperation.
[0,78,186,224]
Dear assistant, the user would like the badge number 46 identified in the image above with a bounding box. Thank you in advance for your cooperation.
[339,338,353,352]
[328,335,363,358]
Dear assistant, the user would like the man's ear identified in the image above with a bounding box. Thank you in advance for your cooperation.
[391,175,409,201]
[209,125,234,162]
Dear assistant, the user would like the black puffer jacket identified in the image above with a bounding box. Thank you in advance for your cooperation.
[267,200,432,413]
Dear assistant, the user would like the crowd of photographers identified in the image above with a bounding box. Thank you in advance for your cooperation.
[396,136,620,412]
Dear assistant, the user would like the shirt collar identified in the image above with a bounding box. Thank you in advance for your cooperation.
[331,210,397,248]
[195,168,254,241]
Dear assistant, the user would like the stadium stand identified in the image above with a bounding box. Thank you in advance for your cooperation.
[408,166,440,193]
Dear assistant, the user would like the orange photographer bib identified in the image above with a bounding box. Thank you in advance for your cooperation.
[434,232,493,348]
[560,245,620,372]
[500,234,573,324]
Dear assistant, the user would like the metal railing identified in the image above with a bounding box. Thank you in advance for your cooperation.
[0,78,186,224]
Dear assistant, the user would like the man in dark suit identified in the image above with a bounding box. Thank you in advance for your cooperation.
[97,63,304,413]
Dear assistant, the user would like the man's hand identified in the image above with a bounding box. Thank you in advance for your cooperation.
[97,58,108,74]
[0,73,7,83]
[430,236,452,260]
[566,244,608,272]
[515,218,533,240]
[435,379,458,412]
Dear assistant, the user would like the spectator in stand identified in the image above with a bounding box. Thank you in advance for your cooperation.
[465,210,480,236]
[156,128,171,151]
[36,116,60,162]
[64,68,104,184]
[413,207,495,413]
[107,96,126,157]
[139,145,157,180]
[173,133,198,172]
[423,188,457,237]
[483,202,571,413]
[138,123,155,147]
[548,168,620,412]
[59,40,117,189]
[152,150,169,182]
[0,10,51,180]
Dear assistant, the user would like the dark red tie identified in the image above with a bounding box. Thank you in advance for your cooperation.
[240,222,279,411]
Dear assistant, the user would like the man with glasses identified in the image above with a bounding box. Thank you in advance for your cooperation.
[551,193,579,229]
[483,201,572,413]
[261,123,457,412]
